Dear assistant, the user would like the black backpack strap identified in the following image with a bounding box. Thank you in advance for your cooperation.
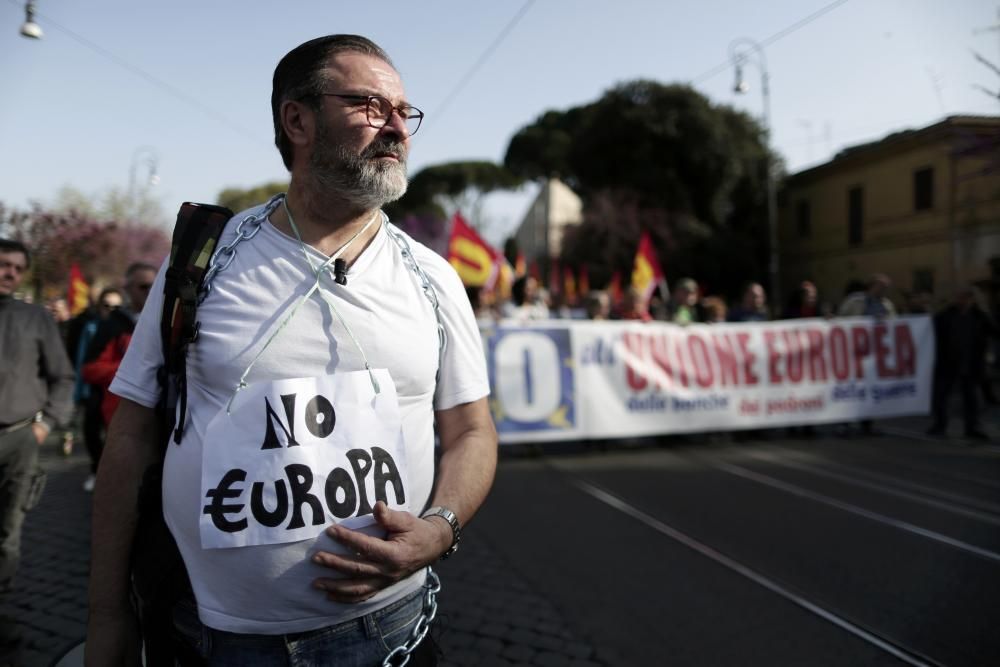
[159,202,233,446]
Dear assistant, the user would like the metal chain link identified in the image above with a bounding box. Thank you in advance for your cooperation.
[200,193,285,302]
[383,568,441,667]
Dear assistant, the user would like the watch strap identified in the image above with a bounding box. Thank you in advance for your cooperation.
[421,506,461,559]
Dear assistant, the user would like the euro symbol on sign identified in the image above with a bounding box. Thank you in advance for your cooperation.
[203,468,249,533]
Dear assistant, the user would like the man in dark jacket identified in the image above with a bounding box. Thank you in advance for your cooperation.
[0,239,74,663]
[927,286,1000,441]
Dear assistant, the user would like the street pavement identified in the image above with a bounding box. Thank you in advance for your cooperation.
[3,393,999,666]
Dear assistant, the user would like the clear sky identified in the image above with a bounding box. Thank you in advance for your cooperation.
[1,0,998,245]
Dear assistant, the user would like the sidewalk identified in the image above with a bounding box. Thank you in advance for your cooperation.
[2,441,604,667]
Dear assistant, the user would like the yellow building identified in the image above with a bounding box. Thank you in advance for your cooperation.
[779,115,1000,311]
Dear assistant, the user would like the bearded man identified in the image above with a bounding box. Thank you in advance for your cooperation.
[86,35,497,666]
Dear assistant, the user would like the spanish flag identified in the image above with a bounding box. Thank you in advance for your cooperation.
[447,213,500,288]
[67,263,89,316]
[631,231,665,301]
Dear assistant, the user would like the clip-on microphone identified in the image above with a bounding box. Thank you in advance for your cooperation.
[333,258,348,286]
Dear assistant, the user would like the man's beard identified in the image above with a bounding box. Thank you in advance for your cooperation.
[309,119,408,209]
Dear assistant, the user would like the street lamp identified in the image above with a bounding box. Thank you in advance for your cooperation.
[128,146,160,223]
[730,38,780,313]
[19,1,42,39]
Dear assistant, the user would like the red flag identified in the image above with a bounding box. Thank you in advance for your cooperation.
[446,213,500,288]
[578,265,590,296]
[631,231,665,301]
[67,263,89,316]
[528,260,540,281]
[609,271,623,307]
[563,266,577,305]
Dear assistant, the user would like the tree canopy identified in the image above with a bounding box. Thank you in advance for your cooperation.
[503,80,782,298]
[0,202,169,300]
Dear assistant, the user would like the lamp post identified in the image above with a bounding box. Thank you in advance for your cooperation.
[19,1,42,39]
[730,38,779,313]
[128,146,160,223]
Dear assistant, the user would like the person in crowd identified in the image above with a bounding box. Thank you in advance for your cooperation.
[838,274,896,318]
[584,290,611,320]
[81,266,156,470]
[669,277,702,324]
[837,274,897,436]
[72,288,123,490]
[45,296,71,344]
[0,239,74,664]
[783,280,820,319]
[727,282,768,322]
[620,285,653,322]
[927,285,1000,441]
[700,296,727,323]
[87,34,497,665]
[465,285,499,328]
[505,275,550,321]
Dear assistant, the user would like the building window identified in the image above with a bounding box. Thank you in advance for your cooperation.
[796,200,811,238]
[914,167,934,211]
[848,186,863,246]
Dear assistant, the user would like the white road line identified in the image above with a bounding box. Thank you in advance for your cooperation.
[879,426,1000,456]
[747,451,1000,524]
[800,440,1000,491]
[713,460,1000,564]
[574,480,936,667]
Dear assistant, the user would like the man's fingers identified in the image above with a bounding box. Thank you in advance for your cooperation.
[312,575,389,603]
[312,550,386,578]
[326,525,395,563]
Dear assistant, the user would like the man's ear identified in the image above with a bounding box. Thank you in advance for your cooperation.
[281,99,315,153]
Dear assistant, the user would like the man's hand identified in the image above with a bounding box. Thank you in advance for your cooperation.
[31,422,48,445]
[310,501,452,603]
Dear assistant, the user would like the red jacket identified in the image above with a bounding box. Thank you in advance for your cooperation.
[81,331,132,425]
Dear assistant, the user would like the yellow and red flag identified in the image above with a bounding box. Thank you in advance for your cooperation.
[67,263,89,316]
[446,213,500,288]
[631,231,665,301]
[578,265,590,296]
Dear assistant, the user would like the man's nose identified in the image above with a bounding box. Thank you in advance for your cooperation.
[380,110,410,141]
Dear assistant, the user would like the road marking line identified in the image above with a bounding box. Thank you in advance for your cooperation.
[792,440,1000,491]
[713,460,1000,564]
[574,480,937,667]
[746,451,1000,524]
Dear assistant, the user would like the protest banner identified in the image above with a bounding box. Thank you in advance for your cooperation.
[483,317,934,443]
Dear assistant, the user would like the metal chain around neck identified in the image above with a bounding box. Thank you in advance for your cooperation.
[383,568,441,667]
[201,193,284,302]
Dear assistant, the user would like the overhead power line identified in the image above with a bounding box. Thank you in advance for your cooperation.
[689,0,852,86]
[424,0,537,133]
[8,0,266,145]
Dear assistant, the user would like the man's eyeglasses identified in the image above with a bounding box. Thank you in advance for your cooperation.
[319,93,424,136]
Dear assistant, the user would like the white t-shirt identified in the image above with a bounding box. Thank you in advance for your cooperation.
[110,204,490,634]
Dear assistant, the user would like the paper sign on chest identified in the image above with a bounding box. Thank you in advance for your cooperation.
[199,369,408,549]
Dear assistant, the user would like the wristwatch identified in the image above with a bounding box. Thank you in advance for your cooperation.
[421,506,461,559]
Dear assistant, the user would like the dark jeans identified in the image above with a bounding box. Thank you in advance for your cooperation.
[0,425,43,660]
[932,370,980,432]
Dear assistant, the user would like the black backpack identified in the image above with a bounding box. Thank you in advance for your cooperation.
[130,202,232,666]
